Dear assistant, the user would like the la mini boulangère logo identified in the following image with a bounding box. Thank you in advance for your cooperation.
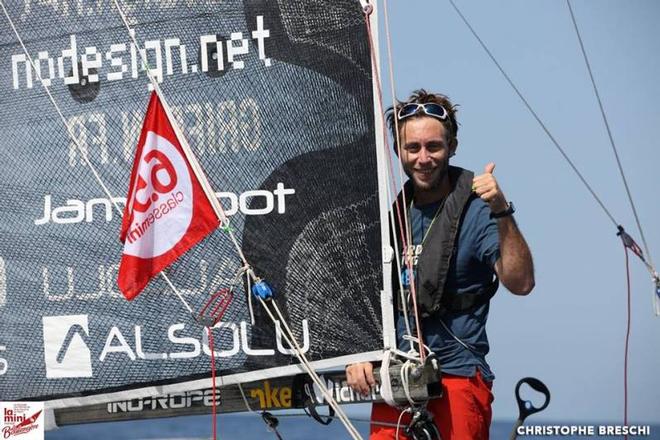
[0,402,44,440]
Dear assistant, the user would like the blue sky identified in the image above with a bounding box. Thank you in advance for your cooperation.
[376,0,660,424]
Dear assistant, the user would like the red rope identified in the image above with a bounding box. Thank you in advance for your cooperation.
[623,246,631,440]
[207,327,219,440]
[363,9,426,362]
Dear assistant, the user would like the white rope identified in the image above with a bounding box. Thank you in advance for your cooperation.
[400,360,422,407]
[380,0,427,359]
[237,383,256,413]
[389,349,423,363]
[362,0,415,343]
[380,337,433,410]
[269,301,362,439]
[401,335,431,359]
[438,319,478,356]
[0,0,198,314]
[395,407,412,440]
[257,298,362,440]
[378,350,397,407]
[382,0,412,252]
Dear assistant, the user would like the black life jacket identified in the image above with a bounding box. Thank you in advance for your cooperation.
[392,166,499,318]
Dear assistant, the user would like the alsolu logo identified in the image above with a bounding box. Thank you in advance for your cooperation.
[42,314,311,379]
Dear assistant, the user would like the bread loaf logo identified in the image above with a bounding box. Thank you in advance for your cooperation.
[1,402,44,439]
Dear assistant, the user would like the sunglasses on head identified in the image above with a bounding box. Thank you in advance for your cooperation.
[397,103,449,121]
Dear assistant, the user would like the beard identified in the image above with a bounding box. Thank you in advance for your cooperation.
[403,157,449,193]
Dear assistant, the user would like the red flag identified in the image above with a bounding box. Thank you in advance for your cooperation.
[118,92,219,300]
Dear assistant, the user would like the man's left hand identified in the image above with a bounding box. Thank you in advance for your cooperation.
[472,162,508,213]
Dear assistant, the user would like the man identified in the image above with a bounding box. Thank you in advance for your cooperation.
[347,90,534,439]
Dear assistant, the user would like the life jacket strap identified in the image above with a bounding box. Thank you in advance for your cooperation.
[439,278,499,314]
[397,278,498,315]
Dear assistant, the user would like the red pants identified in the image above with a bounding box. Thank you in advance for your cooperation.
[370,371,493,440]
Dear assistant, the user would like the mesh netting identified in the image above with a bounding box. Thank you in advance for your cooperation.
[0,0,383,402]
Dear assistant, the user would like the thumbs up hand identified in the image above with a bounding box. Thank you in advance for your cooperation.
[472,162,508,214]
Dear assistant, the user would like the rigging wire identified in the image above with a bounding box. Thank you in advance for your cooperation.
[447,0,658,312]
[568,1,652,428]
[382,0,414,271]
[446,0,618,228]
[110,0,250,270]
[445,0,657,429]
[566,0,658,308]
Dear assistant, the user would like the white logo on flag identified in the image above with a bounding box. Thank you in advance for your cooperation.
[42,315,92,378]
[123,131,194,258]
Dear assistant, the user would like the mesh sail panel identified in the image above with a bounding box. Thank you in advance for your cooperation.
[0,0,384,403]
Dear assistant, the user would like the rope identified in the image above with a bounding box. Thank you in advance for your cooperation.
[362,9,412,339]
[622,243,631,440]
[400,361,421,407]
[237,383,254,413]
[567,0,652,261]
[383,0,414,255]
[238,384,286,439]
[395,407,411,440]
[448,0,658,316]
[207,327,219,440]
[261,412,285,440]
[258,298,363,439]
[2,3,363,437]
[382,0,427,362]
[363,0,425,358]
[268,301,362,439]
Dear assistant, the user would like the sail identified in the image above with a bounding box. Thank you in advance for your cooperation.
[0,0,393,410]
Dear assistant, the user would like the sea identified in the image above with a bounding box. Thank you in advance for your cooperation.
[45,413,660,439]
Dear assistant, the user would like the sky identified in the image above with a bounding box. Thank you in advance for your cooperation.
[375,0,660,425]
[31,0,660,438]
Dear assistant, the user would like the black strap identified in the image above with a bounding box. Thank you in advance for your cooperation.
[398,278,498,315]
[440,278,499,314]
[303,397,335,426]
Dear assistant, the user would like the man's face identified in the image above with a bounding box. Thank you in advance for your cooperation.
[399,116,454,192]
